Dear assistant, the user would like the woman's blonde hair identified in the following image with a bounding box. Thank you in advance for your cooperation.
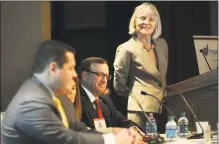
[128,2,162,39]
[73,77,82,121]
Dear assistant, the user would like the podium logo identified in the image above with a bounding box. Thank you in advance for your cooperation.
[203,45,218,57]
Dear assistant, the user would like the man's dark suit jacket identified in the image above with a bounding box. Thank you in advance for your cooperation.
[80,86,144,131]
[1,76,104,144]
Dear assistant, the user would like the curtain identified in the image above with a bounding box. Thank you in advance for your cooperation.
[153,1,211,85]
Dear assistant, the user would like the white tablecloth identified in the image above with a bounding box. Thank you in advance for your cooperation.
[159,134,218,144]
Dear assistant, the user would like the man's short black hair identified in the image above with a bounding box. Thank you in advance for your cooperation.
[78,57,107,74]
[32,40,76,74]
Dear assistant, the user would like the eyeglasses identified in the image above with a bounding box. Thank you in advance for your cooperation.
[86,70,112,80]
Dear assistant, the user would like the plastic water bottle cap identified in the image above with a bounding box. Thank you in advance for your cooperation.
[149,113,153,117]
[169,116,174,121]
[180,112,185,117]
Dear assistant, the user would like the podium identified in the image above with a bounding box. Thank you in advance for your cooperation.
[166,69,218,131]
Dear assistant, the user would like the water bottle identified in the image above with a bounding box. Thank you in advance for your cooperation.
[178,112,189,137]
[146,113,157,136]
[166,116,177,138]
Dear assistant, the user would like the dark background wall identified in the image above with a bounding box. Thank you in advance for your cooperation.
[210,1,218,36]
[51,1,218,115]
[1,1,51,111]
[1,2,44,111]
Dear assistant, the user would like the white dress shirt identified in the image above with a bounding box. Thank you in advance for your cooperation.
[81,85,97,109]
[81,84,116,144]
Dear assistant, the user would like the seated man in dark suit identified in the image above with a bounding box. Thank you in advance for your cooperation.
[1,40,140,144]
[78,57,145,134]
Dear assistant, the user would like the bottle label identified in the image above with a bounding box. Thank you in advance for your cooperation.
[166,129,177,138]
[178,124,189,133]
[146,122,151,133]
[153,124,157,132]
[146,122,157,134]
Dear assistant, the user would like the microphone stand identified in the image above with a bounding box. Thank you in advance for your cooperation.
[179,93,204,139]
[141,91,178,120]
[130,93,164,143]
[141,91,193,136]
[130,93,158,135]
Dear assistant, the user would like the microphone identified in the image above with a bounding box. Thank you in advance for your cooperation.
[130,93,158,135]
[141,91,178,120]
[179,93,204,139]
[141,91,194,137]
[200,45,212,71]
[129,93,165,143]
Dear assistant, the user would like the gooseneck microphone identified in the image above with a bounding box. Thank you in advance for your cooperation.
[130,93,158,135]
[200,46,212,71]
[141,91,194,137]
[130,93,165,143]
[179,93,204,139]
[141,91,178,120]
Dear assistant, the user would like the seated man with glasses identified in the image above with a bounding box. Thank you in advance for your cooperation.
[78,57,145,134]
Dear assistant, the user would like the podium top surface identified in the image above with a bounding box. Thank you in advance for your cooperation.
[166,69,218,97]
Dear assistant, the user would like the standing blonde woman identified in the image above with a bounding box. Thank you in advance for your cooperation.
[113,2,168,133]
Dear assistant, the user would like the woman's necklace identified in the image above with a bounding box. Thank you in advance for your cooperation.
[136,36,153,52]
[143,43,153,52]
